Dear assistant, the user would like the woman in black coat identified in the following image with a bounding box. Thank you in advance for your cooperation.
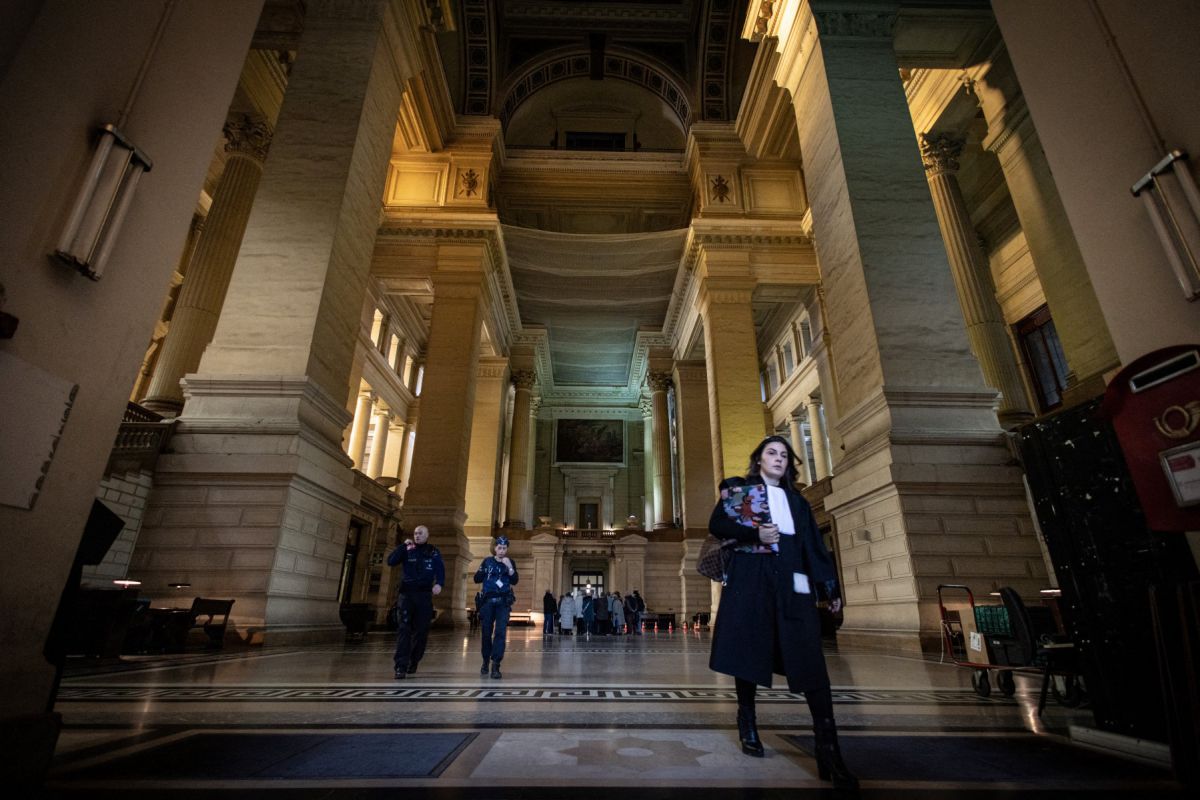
[708,435,856,789]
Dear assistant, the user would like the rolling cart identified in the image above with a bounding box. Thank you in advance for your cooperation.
[937,583,1027,698]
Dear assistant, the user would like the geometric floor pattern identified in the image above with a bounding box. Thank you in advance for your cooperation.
[46,627,1185,797]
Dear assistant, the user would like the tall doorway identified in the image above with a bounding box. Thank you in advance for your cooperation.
[571,570,605,595]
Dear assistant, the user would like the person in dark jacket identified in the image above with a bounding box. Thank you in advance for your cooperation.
[386,524,444,679]
[542,589,557,636]
[474,535,519,678]
[708,435,856,789]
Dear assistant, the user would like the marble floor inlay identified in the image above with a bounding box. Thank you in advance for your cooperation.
[45,628,1183,797]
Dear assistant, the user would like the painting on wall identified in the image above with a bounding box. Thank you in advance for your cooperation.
[555,419,624,464]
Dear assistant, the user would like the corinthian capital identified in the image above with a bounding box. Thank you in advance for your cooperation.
[511,370,537,390]
[223,113,272,162]
[919,133,964,176]
[647,371,673,392]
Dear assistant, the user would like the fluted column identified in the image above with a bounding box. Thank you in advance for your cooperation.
[976,56,1119,396]
[805,397,830,481]
[640,398,654,531]
[347,391,373,469]
[141,114,271,414]
[382,419,405,488]
[504,370,536,528]
[648,370,675,529]
[397,407,417,497]
[788,414,812,485]
[920,133,1034,426]
[365,403,391,478]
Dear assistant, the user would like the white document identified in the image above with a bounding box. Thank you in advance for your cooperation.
[969,631,984,652]
[793,572,811,594]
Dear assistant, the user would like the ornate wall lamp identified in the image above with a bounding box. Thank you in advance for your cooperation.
[1131,150,1200,301]
[52,124,152,281]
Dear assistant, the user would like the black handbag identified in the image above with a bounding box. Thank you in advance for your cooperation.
[697,535,734,584]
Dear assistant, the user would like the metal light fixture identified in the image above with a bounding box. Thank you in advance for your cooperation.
[53,124,153,281]
[1131,150,1200,300]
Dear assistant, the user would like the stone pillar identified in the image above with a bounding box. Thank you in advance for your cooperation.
[141,114,271,415]
[697,256,767,483]
[788,414,812,485]
[975,53,1119,397]
[648,370,675,529]
[365,403,391,478]
[382,418,405,487]
[615,533,648,596]
[640,399,654,531]
[464,357,508,543]
[402,258,489,626]
[504,369,536,528]
[133,1,413,641]
[397,409,417,497]
[672,360,716,531]
[920,133,1033,426]
[346,390,373,469]
[755,1,1043,652]
[805,397,831,480]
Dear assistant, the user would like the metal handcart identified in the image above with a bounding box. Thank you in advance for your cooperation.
[937,583,1026,698]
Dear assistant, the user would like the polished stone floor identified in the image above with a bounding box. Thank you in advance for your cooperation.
[46,625,1182,798]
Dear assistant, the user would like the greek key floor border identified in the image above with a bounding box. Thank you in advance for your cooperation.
[56,685,1017,705]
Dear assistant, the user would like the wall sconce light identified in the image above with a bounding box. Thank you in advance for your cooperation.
[1131,150,1200,300]
[53,124,153,281]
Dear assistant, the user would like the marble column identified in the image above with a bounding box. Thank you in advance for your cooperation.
[464,357,508,543]
[346,390,373,469]
[640,399,654,531]
[920,133,1033,426]
[672,360,716,531]
[975,53,1119,397]
[805,397,831,481]
[504,369,536,528]
[141,113,271,415]
[648,370,675,529]
[403,260,489,626]
[381,418,406,488]
[134,1,414,641]
[698,261,767,484]
[756,1,1043,652]
[788,414,812,485]
[365,403,391,478]
[397,408,417,497]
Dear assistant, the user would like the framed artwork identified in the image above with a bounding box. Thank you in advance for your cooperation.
[554,419,624,464]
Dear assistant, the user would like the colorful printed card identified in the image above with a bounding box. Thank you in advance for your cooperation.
[722,484,771,527]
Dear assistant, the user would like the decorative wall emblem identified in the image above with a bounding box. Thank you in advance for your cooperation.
[1154,401,1200,439]
[710,175,732,203]
[457,168,482,198]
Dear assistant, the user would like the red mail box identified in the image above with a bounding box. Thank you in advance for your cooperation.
[1099,344,1200,532]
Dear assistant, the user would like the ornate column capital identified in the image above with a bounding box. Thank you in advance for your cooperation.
[223,113,272,163]
[638,398,654,417]
[812,8,897,40]
[919,133,964,177]
[646,371,673,392]
[511,369,537,391]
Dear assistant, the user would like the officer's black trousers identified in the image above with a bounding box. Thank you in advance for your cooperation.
[479,598,511,664]
[393,590,434,671]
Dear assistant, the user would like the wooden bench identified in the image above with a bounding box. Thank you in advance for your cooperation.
[508,611,534,626]
[153,597,234,651]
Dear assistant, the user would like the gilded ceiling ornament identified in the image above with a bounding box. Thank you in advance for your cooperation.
[710,175,732,203]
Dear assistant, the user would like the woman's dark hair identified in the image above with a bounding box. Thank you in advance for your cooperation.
[745,435,801,487]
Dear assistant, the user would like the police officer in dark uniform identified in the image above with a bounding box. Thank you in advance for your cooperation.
[387,524,444,679]
[473,535,518,679]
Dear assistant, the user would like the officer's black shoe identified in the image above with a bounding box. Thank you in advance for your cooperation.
[406,662,418,675]
[481,661,490,675]
[491,664,502,679]
[394,669,406,680]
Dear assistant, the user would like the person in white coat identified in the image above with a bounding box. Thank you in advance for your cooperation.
[558,592,577,635]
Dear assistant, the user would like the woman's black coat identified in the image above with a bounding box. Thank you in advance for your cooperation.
[708,476,840,692]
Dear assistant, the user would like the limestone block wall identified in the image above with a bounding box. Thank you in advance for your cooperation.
[81,471,155,585]
[641,540,685,619]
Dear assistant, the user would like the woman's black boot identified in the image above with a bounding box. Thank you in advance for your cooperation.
[736,705,764,757]
[813,717,858,789]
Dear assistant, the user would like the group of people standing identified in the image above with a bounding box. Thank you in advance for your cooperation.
[544,588,644,636]
[387,434,854,790]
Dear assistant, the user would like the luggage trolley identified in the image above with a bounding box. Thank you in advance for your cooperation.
[937,583,1022,697]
